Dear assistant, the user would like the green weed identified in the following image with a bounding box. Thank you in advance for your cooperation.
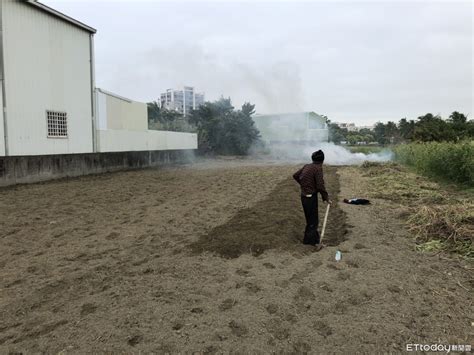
[394,141,474,186]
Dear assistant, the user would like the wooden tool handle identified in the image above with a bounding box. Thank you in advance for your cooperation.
[320,203,331,243]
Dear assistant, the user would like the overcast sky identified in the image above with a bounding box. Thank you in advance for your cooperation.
[44,0,473,125]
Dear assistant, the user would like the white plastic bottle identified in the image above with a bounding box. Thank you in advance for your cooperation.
[335,250,342,261]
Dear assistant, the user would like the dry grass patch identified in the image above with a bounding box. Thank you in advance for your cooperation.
[409,203,474,257]
[360,162,473,258]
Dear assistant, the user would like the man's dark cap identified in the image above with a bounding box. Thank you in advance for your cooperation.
[311,150,325,162]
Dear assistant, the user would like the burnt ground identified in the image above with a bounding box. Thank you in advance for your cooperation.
[0,160,472,353]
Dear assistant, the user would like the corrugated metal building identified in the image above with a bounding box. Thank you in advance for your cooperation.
[0,1,198,186]
[0,0,198,159]
[0,0,97,156]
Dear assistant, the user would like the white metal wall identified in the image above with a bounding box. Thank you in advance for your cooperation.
[0,85,5,156]
[98,130,198,153]
[2,0,94,156]
[0,1,6,157]
[96,90,148,131]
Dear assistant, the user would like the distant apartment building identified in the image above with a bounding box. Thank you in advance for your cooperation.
[160,87,205,116]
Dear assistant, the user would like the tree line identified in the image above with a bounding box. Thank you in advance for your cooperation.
[329,112,473,145]
[148,98,472,151]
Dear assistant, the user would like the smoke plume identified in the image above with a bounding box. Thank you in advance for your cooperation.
[252,113,393,165]
[259,142,392,165]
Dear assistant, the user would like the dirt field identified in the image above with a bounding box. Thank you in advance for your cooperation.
[0,159,472,353]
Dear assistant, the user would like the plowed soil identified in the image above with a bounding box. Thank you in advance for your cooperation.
[0,160,471,353]
[190,166,346,258]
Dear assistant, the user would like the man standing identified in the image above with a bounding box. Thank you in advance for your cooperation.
[293,150,331,249]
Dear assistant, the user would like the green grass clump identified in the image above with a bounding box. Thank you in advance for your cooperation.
[394,141,474,186]
[415,240,444,253]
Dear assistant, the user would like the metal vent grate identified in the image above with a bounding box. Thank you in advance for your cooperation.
[47,111,68,138]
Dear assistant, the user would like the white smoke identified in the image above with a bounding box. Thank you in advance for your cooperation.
[257,142,393,165]
[251,112,393,165]
[303,143,393,165]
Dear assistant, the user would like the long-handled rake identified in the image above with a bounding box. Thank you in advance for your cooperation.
[315,203,330,251]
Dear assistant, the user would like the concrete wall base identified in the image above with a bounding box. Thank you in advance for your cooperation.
[0,150,195,187]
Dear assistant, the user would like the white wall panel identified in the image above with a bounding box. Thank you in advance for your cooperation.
[106,95,147,131]
[2,0,93,156]
[0,86,5,156]
[96,89,148,131]
[97,91,108,130]
[98,130,197,153]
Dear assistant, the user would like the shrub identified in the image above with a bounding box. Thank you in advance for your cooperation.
[189,99,260,155]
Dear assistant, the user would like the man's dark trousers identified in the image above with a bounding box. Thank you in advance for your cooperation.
[301,194,320,245]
